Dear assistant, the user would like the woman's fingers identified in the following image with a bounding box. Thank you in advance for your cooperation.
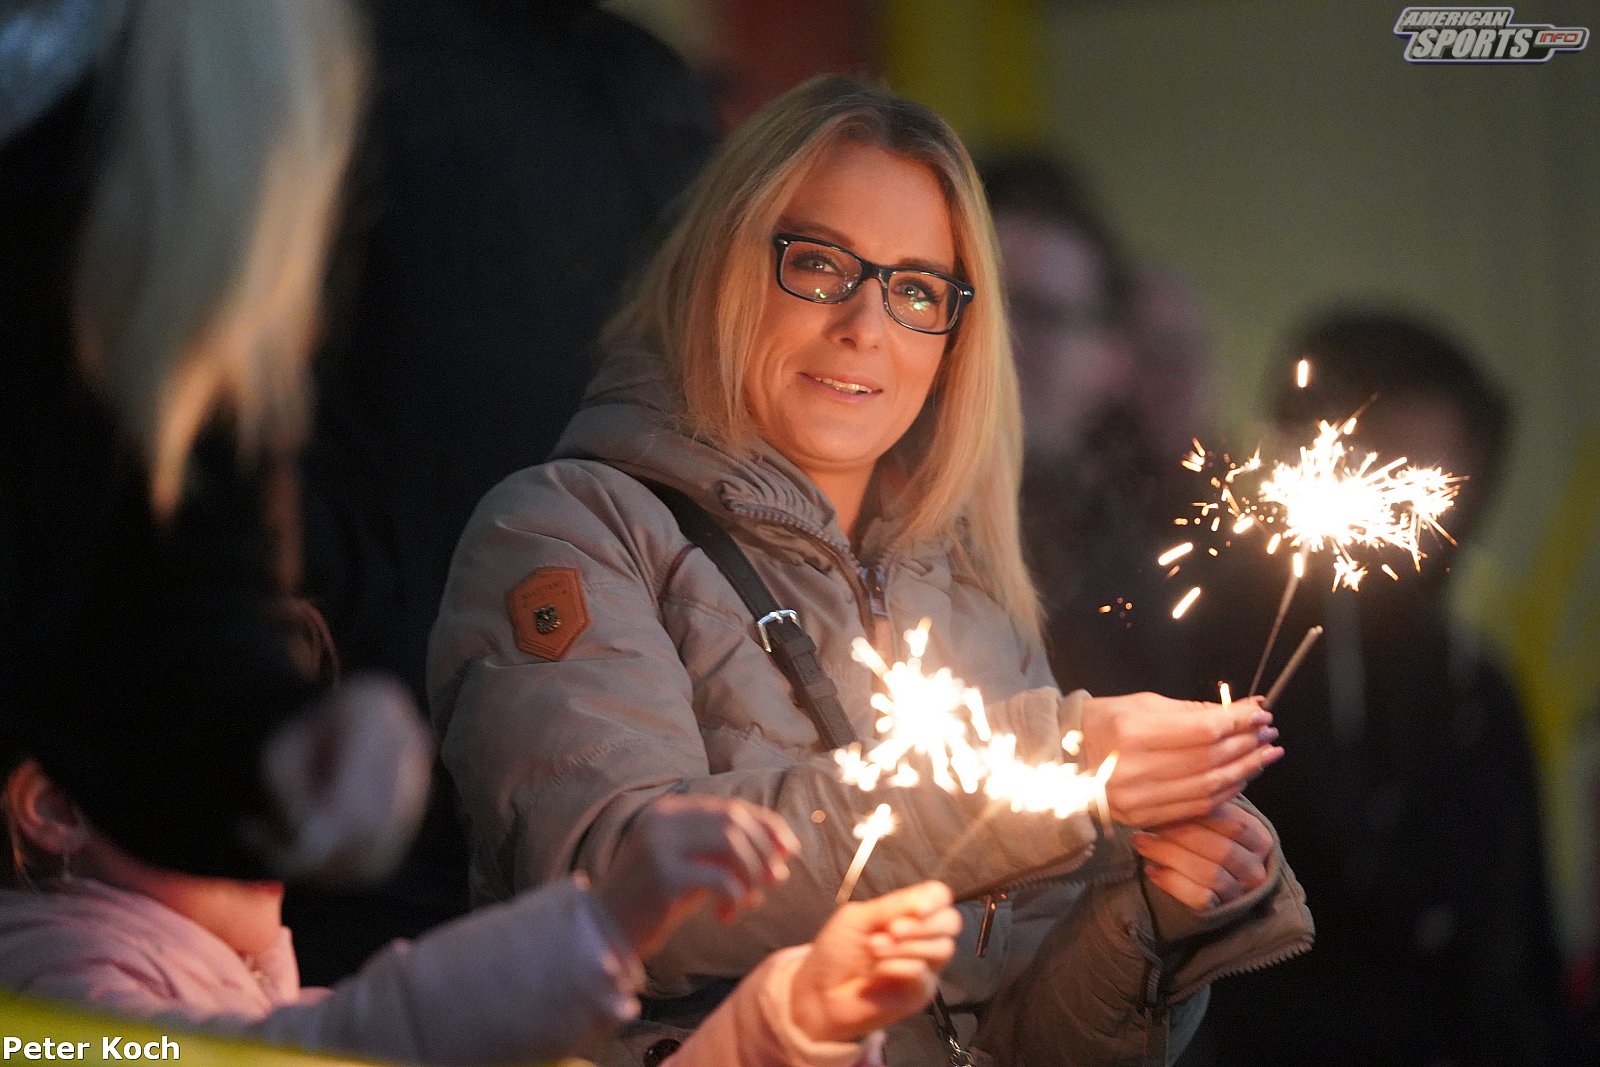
[1132,806,1275,909]
[1109,743,1284,826]
[1140,857,1228,911]
[1084,693,1270,758]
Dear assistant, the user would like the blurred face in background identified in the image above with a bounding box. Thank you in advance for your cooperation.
[995,211,1134,459]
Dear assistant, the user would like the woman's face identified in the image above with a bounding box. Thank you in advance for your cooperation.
[745,142,955,499]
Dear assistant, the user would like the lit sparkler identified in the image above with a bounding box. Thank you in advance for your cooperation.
[1161,365,1461,697]
[835,619,1116,824]
[836,803,895,903]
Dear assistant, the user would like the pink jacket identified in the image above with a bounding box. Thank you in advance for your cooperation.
[0,879,876,1067]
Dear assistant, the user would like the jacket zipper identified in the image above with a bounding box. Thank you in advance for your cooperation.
[723,500,892,645]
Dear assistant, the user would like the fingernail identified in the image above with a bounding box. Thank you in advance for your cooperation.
[1262,745,1286,764]
[1250,709,1273,726]
[1257,726,1279,744]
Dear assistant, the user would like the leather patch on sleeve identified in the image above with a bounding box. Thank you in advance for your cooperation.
[507,567,589,660]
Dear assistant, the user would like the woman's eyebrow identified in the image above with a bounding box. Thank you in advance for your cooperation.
[779,218,956,276]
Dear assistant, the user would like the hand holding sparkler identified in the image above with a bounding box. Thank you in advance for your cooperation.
[791,881,961,1044]
[1079,692,1282,827]
[593,795,798,957]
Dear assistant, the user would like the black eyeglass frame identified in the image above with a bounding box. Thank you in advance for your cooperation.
[771,233,975,336]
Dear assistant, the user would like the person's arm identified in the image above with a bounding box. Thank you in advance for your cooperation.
[248,878,637,1064]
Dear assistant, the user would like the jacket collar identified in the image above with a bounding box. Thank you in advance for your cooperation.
[554,344,888,566]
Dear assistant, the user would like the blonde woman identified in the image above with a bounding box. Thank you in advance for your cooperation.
[0,0,429,885]
[432,76,1312,1066]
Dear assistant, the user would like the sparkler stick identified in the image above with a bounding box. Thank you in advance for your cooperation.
[1248,553,1305,696]
[836,803,895,903]
[1262,625,1323,709]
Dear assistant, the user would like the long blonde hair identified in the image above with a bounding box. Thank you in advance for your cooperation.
[73,0,365,515]
[605,75,1040,639]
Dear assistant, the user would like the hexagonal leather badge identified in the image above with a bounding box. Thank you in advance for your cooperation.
[507,567,589,660]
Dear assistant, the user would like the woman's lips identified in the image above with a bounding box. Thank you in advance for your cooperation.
[801,371,882,397]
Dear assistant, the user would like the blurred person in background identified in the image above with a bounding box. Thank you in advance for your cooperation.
[983,153,1216,701]
[0,0,429,888]
[1178,309,1575,1067]
[290,0,721,980]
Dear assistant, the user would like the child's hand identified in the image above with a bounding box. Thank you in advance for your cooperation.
[1081,692,1283,827]
[593,795,798,958]
[790,881,961,1044]
[256,674,432,884]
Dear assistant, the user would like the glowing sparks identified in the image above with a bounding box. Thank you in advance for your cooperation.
[1168,417,1459,595]
[1296,358,1311,389]
[1171,586,1202,619]
[1157,542,1194,567]
[837,620,1114,827]
[836,803,896,903]
[1257,421,1458,587]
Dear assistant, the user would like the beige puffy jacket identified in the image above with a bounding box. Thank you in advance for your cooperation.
[429,349,1312,1066]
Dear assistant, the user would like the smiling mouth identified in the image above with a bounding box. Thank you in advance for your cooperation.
[804,373,879,396]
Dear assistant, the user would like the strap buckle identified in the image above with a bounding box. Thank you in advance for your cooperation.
[755,609,800,652]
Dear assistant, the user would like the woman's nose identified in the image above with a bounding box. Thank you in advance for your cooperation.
[828,278,893,347]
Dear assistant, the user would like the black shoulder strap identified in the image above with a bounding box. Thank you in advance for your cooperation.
[637,478,858,750]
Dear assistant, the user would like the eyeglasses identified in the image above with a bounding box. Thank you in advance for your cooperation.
[772,233,974,335]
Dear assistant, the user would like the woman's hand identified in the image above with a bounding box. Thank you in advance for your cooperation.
[1081,692,1283,827]
[790,881,962,1044]
[592,795,799,958]
[1131,803,1274,911]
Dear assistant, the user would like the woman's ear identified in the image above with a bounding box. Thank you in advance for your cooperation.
[5,760,91,858]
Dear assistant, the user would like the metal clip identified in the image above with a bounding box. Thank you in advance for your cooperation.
[755,608,800,652]
[931,992,974,1067]
[974,891,1005,957]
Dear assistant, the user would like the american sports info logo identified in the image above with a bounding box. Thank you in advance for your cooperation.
[1395,6,1588,62]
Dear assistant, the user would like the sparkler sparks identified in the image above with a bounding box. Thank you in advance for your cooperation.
[835,619,1115,826]
[1256,419,1458,587]
[1161,415,1459,605]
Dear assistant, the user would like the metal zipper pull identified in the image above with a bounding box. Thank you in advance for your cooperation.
[974,891,1005,957]
[860,564,893,651]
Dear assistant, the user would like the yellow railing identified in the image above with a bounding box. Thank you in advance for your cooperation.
[0,992,590,1067]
